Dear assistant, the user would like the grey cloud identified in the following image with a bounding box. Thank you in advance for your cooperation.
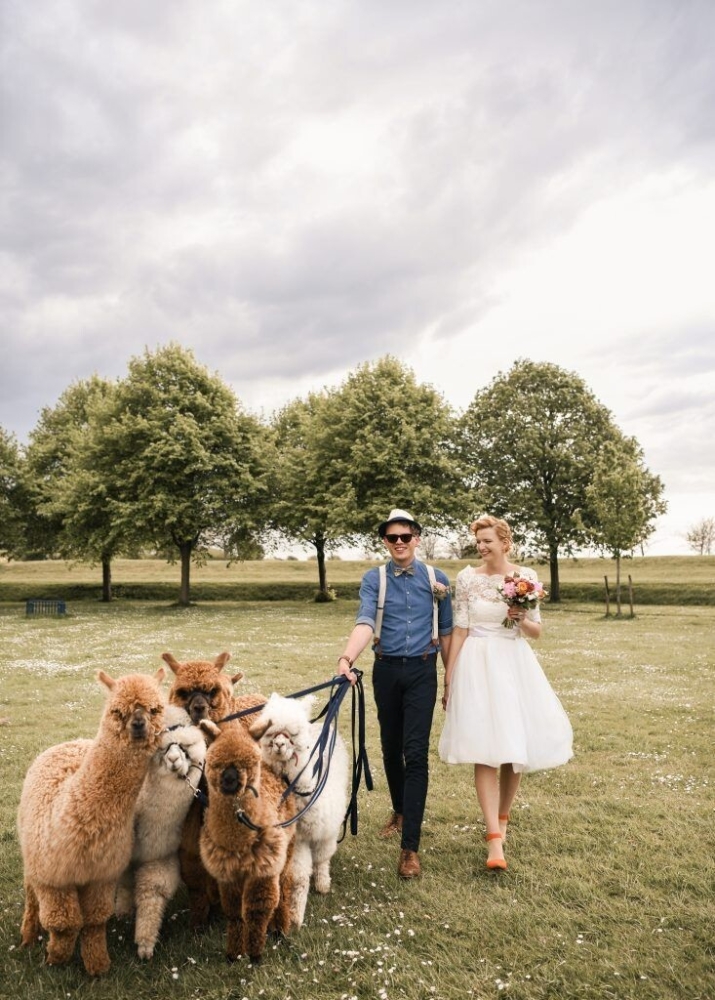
[3,0,715,446]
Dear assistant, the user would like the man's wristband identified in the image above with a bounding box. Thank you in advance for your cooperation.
[338,655,353,667]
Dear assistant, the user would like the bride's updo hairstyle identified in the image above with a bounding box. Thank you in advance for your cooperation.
[470,515,513,553]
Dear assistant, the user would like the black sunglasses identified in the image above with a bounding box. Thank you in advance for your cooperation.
[384,533,414,544]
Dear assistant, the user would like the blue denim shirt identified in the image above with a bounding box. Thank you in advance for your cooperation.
[356,559,453,658]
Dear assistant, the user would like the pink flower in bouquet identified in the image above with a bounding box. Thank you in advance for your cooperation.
[497,571,547,629]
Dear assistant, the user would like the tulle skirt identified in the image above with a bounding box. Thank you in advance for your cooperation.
[438,634,573,773]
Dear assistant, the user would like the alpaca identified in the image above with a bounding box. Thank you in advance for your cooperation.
[18,669,165,976]
[162,650,266,929]
[199,718,297,963]
[250,693,349,927]
[115,703,207,958]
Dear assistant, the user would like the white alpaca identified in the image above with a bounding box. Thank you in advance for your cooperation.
[250,693,349,928]
[115,704,206,959]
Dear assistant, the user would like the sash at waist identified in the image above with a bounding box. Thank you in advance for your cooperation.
[468,625,518,640]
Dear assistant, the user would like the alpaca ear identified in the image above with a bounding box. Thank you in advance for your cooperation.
[215,651,231,671]
[155,665,166,684]
[161,652,181,674]
[199,719,221,742]
[249,717,271,742]
[96,669,115,690]
[230,671,244,685]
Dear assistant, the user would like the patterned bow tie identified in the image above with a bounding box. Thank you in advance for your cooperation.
[393,565,415,576]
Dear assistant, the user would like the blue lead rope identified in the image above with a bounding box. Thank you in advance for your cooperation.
[216,670,372,835]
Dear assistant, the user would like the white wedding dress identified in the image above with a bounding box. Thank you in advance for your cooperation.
[438,566,573,773]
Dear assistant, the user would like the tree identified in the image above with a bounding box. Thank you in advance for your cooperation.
[0,428,25,557]
[459,359,634,601]
[586,439,667,615]
[93,344,269,606]
[23,376,122,598]
[270,357,469,596]
[686,516,715,555]
[447,530,478,560]
[270,392,341,598]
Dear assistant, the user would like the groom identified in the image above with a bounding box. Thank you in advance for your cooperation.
[337,508,453,879]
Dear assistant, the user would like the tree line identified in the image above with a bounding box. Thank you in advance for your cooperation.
[0,345,666,605]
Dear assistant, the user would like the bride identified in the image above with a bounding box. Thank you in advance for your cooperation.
[438,515,573,871]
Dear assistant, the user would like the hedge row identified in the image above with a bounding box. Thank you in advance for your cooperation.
[0,581,712,605]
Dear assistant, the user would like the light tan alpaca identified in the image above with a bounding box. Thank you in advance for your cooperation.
[18,669,165,976]
[115,703,206,958]
[199,718,297,963]
[162,650,266,930]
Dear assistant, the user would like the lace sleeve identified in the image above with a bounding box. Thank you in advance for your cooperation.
[520,566,543,623]
[454,569,470,629]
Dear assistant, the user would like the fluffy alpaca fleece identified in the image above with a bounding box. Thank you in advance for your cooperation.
[18,670,165,976]
[199,718,297,963]
[115,703,207,959]
[163,650,267,929]
[250,693,349,927]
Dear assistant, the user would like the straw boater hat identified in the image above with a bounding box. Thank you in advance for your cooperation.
[377,508,423,538]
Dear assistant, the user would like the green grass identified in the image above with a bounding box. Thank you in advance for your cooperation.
[1,554,713,604]
[0,600,713,1000]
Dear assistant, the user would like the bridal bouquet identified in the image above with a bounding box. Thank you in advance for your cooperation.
[497,572,546,629]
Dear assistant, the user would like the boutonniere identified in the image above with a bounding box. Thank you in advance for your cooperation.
[432,581,450,602]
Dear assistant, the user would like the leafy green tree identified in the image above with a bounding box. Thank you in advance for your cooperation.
[586,439,667,615]
[0,428,25,557]
[23,376,121,596]
[94,344,269,606]
[270,392,337,597]
[459,359,631,601]
[271,357,468,597]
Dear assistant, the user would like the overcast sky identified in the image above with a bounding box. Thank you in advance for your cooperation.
[2,0,714,554]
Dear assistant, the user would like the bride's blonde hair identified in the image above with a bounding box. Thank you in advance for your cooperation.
[470,515,513,552]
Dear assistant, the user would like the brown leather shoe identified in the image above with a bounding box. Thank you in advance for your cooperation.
[398,849,421,879]
[378,811,403,839]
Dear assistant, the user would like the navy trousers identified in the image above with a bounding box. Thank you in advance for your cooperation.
[372,654,438,852]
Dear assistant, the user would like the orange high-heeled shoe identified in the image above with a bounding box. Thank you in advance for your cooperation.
[499,813,510,841]
[485,832,508,870]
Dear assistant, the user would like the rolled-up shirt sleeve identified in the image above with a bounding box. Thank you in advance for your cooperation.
[436,569,454,635]
[355,567,379,629]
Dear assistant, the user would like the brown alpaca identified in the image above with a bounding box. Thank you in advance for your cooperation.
[162,650,266,929]
[17,670,166,976]
[199,719,297,963]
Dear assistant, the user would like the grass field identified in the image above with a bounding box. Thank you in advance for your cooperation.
[0,598,713,1000]
[1,554,713,605]
[2,553,715,585]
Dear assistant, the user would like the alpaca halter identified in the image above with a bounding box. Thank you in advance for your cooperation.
[233,784,261,831]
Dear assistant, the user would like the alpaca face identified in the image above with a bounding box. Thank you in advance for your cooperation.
[251,694,315,771]
[101,674,165,747]
[264,727,311,767]
[172,680,229,724]
[163,652,242,724]
[205,729,261,801]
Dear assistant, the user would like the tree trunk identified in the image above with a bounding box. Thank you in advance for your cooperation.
[549,544,560,603]
[101,556,112,603]
[316,536,328,595]
[179,541,193,606]
[615,551,622,617]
